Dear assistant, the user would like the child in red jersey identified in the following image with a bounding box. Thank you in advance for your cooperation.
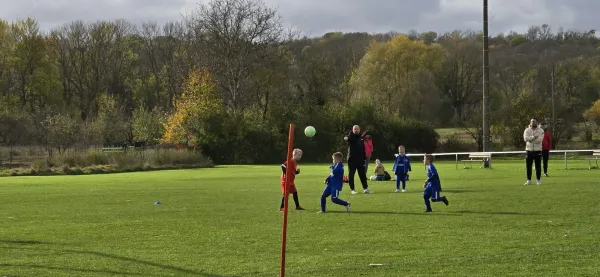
[279,149,305,211]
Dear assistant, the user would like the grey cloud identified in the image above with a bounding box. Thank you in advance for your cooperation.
[1,0,191,30]
[271,0,439,36]
[0,0,597,36]
[563,0,600,31]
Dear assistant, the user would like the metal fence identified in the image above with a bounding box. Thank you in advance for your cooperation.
[403,149,600,170]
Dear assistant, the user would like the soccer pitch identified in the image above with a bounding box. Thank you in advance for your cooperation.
[0,160,599,276]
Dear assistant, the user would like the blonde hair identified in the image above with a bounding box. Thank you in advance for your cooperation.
[375,159,381,164]
[293,149,303,156]
[332,152,343,160]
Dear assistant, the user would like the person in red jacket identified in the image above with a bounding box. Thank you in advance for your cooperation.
[363,133,373,172]
[541,122,552,177]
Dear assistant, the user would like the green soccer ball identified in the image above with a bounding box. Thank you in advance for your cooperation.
[304,126,316,137]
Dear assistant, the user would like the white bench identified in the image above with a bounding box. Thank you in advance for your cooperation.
[461,152,492,169]
[586,151,600,169]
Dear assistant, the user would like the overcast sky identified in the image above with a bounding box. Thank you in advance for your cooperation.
[1,0,597,36]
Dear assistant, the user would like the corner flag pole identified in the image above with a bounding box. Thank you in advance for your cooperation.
[280,123,295,277]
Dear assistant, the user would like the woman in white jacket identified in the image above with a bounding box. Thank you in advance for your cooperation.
[523,118,544,185]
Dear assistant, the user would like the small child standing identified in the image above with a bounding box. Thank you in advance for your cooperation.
[373,159,386,181]
[363,134,373,172]
[319,152,351,213]
[423,154,449,212]
[393,145,412,192]
[279,149,304,211]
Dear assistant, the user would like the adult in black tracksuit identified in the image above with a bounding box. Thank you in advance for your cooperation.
[344,125,372,194]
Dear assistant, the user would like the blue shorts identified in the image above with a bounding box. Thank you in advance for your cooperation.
[424,186,442,200]
[322,185,342,199]
[395,173,407,181]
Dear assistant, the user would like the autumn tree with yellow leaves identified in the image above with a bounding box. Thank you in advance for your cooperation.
[583,100,600,137]
[350,34,445,122]
[162,67,223,148]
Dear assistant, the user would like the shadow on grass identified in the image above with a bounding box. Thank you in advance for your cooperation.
[450,210,540,216]
[0,240,234,277]
[0,263,160,276]
[327,210,462,216]
[374,189,477,194]
[66,249,233,276]
[0,240,50,245]
[443,189,477,194]
[561,167,599,171]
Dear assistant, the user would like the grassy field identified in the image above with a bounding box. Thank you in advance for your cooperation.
[435,128,475,140]
[1,160,599,277]
[434,127,600,149]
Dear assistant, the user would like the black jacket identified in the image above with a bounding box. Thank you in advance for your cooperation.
[346,131,366,165]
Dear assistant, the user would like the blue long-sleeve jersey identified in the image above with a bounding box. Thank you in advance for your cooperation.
[325,162,344,191]
[426,163,441,190]
[392,154,412,175]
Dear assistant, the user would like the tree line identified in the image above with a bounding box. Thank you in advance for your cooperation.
[1,0,599,165]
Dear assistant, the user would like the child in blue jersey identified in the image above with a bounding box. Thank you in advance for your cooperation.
[393,145,412,192]
[423,154,449,212]
[319,152,351,213]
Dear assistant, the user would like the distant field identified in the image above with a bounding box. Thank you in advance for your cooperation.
[1,160,599,276]
[435,128,477,142]
[434,127,599,150]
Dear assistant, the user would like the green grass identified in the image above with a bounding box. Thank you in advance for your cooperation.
[435,128,473,137]
[1,160,599,276]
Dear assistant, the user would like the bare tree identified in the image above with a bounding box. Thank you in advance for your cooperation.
[51,20,133,120]
[436,32,482,121]
[107,20,137,103]
[0,20,14,97]
[10,18,47,110]
[50,21,91,119]
[159,22,186,108]
[139,21,163,105]
[0,108,31,162]
[186,0,286,115]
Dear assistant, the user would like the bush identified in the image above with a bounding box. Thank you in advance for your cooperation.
[109,152,143,169]
[31,159,50,171]
[44,113,80,154]
[56,151,86,167]
[578,122,597,148]
[191,103,439,164]
[132,105,165,145]
[583,100,600,127]
[51,149,211,169]
[340,104,439,159]
[86,151,111,166]
[145,148,209,167]
[1,148,213,177]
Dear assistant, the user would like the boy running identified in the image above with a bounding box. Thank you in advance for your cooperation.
[319,152,351,213]
[423,154,449,212]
